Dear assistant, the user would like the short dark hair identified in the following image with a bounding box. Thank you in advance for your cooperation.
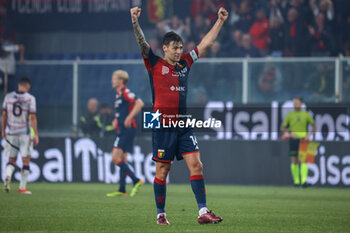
[163,31,183,46]
[18,77,31,86]
[293,96,303,103]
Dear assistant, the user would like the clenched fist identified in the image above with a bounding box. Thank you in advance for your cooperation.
[130,7,141,23]
[218,7,228,22]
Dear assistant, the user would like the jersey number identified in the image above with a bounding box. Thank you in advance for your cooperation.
[189,136,198,146]
[12,101,23,117]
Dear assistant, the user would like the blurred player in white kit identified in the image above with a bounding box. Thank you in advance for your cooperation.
[2,77,39,194]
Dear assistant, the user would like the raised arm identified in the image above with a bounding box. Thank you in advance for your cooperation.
[197,7,228,57]
[130,7,150,58]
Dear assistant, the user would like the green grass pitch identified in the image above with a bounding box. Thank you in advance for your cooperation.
[1,183,350,233]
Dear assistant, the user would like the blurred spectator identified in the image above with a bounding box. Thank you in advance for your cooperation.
[232,29,243,48]
[268,0,285,25]
[333,0,350,54]
[0,41,25,92]
[249,8,270,55]
[227,1,240,27]
[207,41,226,57]
[156,16,190,41]
[285,0,314,25]
[0,5,15,42]
[209,0,228,23]
[255,64,283,101]
[189,14,211,44]
[232,33,260,57]
[308,13,334,56]
[310,0,334,22]
[97,103,115,138]
[148,38,162,56]
[283,7,309,56]
[80,98,100,138]
[190,0,205,17]
[190,0,227,23]
[235,0,255,33]
[269,16,284,57]
[221,29,242,57]
[306,63,334,102]
[344,7,350,48]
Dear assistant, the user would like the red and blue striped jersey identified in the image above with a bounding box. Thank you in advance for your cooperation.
[142,47,199,119]
[114,86,137,130]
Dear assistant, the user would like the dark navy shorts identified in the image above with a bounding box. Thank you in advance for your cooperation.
[289,138,300,157]
[152,127,200,163]
[113,127,136,153]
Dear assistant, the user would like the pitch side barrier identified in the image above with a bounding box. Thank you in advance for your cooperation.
[16,57,350,136]
[1,137,349,187]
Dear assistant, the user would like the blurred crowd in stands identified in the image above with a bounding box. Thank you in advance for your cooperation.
[1,0,350,105]
[0,4,24,93]
[152,0,350,58]
[4,0,350,60]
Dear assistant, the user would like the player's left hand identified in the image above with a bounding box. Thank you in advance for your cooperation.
[218,7,228,22]
[130,6,141,23]
[124,116,132,128]
[112,118,119,131]
[33,135,39,146]
[303,134,311,141]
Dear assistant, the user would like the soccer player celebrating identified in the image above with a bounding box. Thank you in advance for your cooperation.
[2,77,39,194]
[106,70,144,197]
[130,6,228,225]
[281,97,316,187]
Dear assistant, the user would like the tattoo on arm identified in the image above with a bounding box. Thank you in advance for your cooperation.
[133,21,150,57]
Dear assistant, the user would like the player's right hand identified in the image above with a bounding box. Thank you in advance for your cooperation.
[33,135,39,146]
[130,7,141,23]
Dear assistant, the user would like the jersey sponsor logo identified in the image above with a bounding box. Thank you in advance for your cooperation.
[178,66,188,78]
[161,66,169,75]
[170,86,185,92]
[143,110,161,129]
